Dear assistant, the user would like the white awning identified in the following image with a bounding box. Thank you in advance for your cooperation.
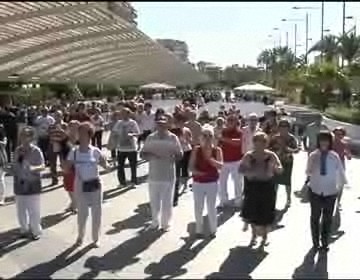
[139,82,176,90]
[234,83,275,92]
[0,2,208,86]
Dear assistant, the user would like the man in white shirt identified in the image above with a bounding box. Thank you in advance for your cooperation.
[112,108,140,187]
[306,133,347,251]
[35,107,55,165]
[136,102,155,149]
[242,113,262,154]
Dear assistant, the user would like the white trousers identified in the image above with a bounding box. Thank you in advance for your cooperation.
[148,181,175,228]
[219,160,243,205]
[15,194,42,236]
[192,181,218,234]
[75,189,102,242]
[0,168,6,202]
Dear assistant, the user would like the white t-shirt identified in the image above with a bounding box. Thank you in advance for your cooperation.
[67,145,102,182]
[91,115,104,132]
[136,111,155,132]
[35,115,55,137]
[112,119,140,152]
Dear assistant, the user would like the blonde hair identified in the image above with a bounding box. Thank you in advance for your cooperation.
[201,124,214,136]
[252,131,268,143]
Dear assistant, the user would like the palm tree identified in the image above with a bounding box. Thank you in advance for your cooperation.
[305,62,348,110]
[338,32,360,66]
[257,49,273,71]
[308,35,339,63]
[257,46,297,88]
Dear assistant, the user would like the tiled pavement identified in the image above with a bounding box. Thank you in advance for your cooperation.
[1,151,360,279]
[1,100,360,279]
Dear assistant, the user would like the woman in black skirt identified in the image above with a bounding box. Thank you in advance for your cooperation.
[239,132,283,248]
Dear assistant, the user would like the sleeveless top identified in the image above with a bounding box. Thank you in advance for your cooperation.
[245,153,274,181]
[193,146,219,183]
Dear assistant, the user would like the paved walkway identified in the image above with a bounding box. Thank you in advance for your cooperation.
[1,151,360,279]
[1,101,360,279]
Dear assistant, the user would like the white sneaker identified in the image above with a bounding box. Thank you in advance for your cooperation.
[0,200,4,206]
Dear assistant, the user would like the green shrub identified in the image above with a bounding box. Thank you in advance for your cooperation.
[325,106,360,125]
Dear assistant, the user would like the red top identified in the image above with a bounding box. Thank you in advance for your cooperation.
[70,112,91,122]
[220,128,243,162]
[193,146,219,183]
[333,139,349,163]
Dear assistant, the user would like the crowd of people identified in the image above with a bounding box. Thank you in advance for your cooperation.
[0,96,351,252]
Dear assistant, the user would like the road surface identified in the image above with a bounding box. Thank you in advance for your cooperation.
[1,101,360,279]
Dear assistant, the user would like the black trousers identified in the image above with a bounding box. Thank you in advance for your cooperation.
[48,149,61,181]
[174,150,192,204]
[38,136,50,163]
[309,190,337,247]
[117,151,137,185]
[137,130,152,147]
[5,135,17,163]
[91,130,103,149]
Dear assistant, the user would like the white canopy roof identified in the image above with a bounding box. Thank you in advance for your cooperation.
[234,83,275,92]
[0,2,208,86]
[139,83,176,90]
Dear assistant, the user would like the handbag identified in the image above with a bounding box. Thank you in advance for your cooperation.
[15,178,42,195]
[73,149,101,193]
[82,178,101,192]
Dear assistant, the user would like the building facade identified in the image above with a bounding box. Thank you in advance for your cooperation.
[157,39,189,62]
[107,2,137,25]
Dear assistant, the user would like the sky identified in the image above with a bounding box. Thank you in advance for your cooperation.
[132,1,360,68]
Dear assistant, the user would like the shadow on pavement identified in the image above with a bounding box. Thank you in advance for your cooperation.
[103,186,134,201]
[135,174,149,185]
[292,248,328,279]
[217,207,236,227]
[78,229,164,279]
[270,205,289,232]
[3,184,64,206]
[11,244,93,279]
[144,224,213,279]
[205,246,268,279]
[106,203,151,235]
[41,212,72,229]
[0,212,72,258]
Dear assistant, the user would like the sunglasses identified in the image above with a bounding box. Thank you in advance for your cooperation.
[202,133,213,138]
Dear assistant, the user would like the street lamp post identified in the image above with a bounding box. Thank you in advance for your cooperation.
[305,13,309,63]
[321,1,324,42]
[273,27,281,47]
[342,1,346,67]
[292,6,319,64]
[294,24,298,58]
[281,18,303,57]
[286,31,289,47]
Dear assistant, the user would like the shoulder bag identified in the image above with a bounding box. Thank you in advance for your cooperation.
[74,149,101,193]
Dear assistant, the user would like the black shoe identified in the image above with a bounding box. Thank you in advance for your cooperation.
[19,232,29,239]
[51,179,59,186]
[194,233,204,239]
[173,201,178,207]
[208,233,216,239]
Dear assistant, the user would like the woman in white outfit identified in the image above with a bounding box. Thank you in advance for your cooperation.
[140,115,183,231]
[0,124,8,206]
[189,125,223,239]
[65,122,109,247]
[13,127,45,240]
